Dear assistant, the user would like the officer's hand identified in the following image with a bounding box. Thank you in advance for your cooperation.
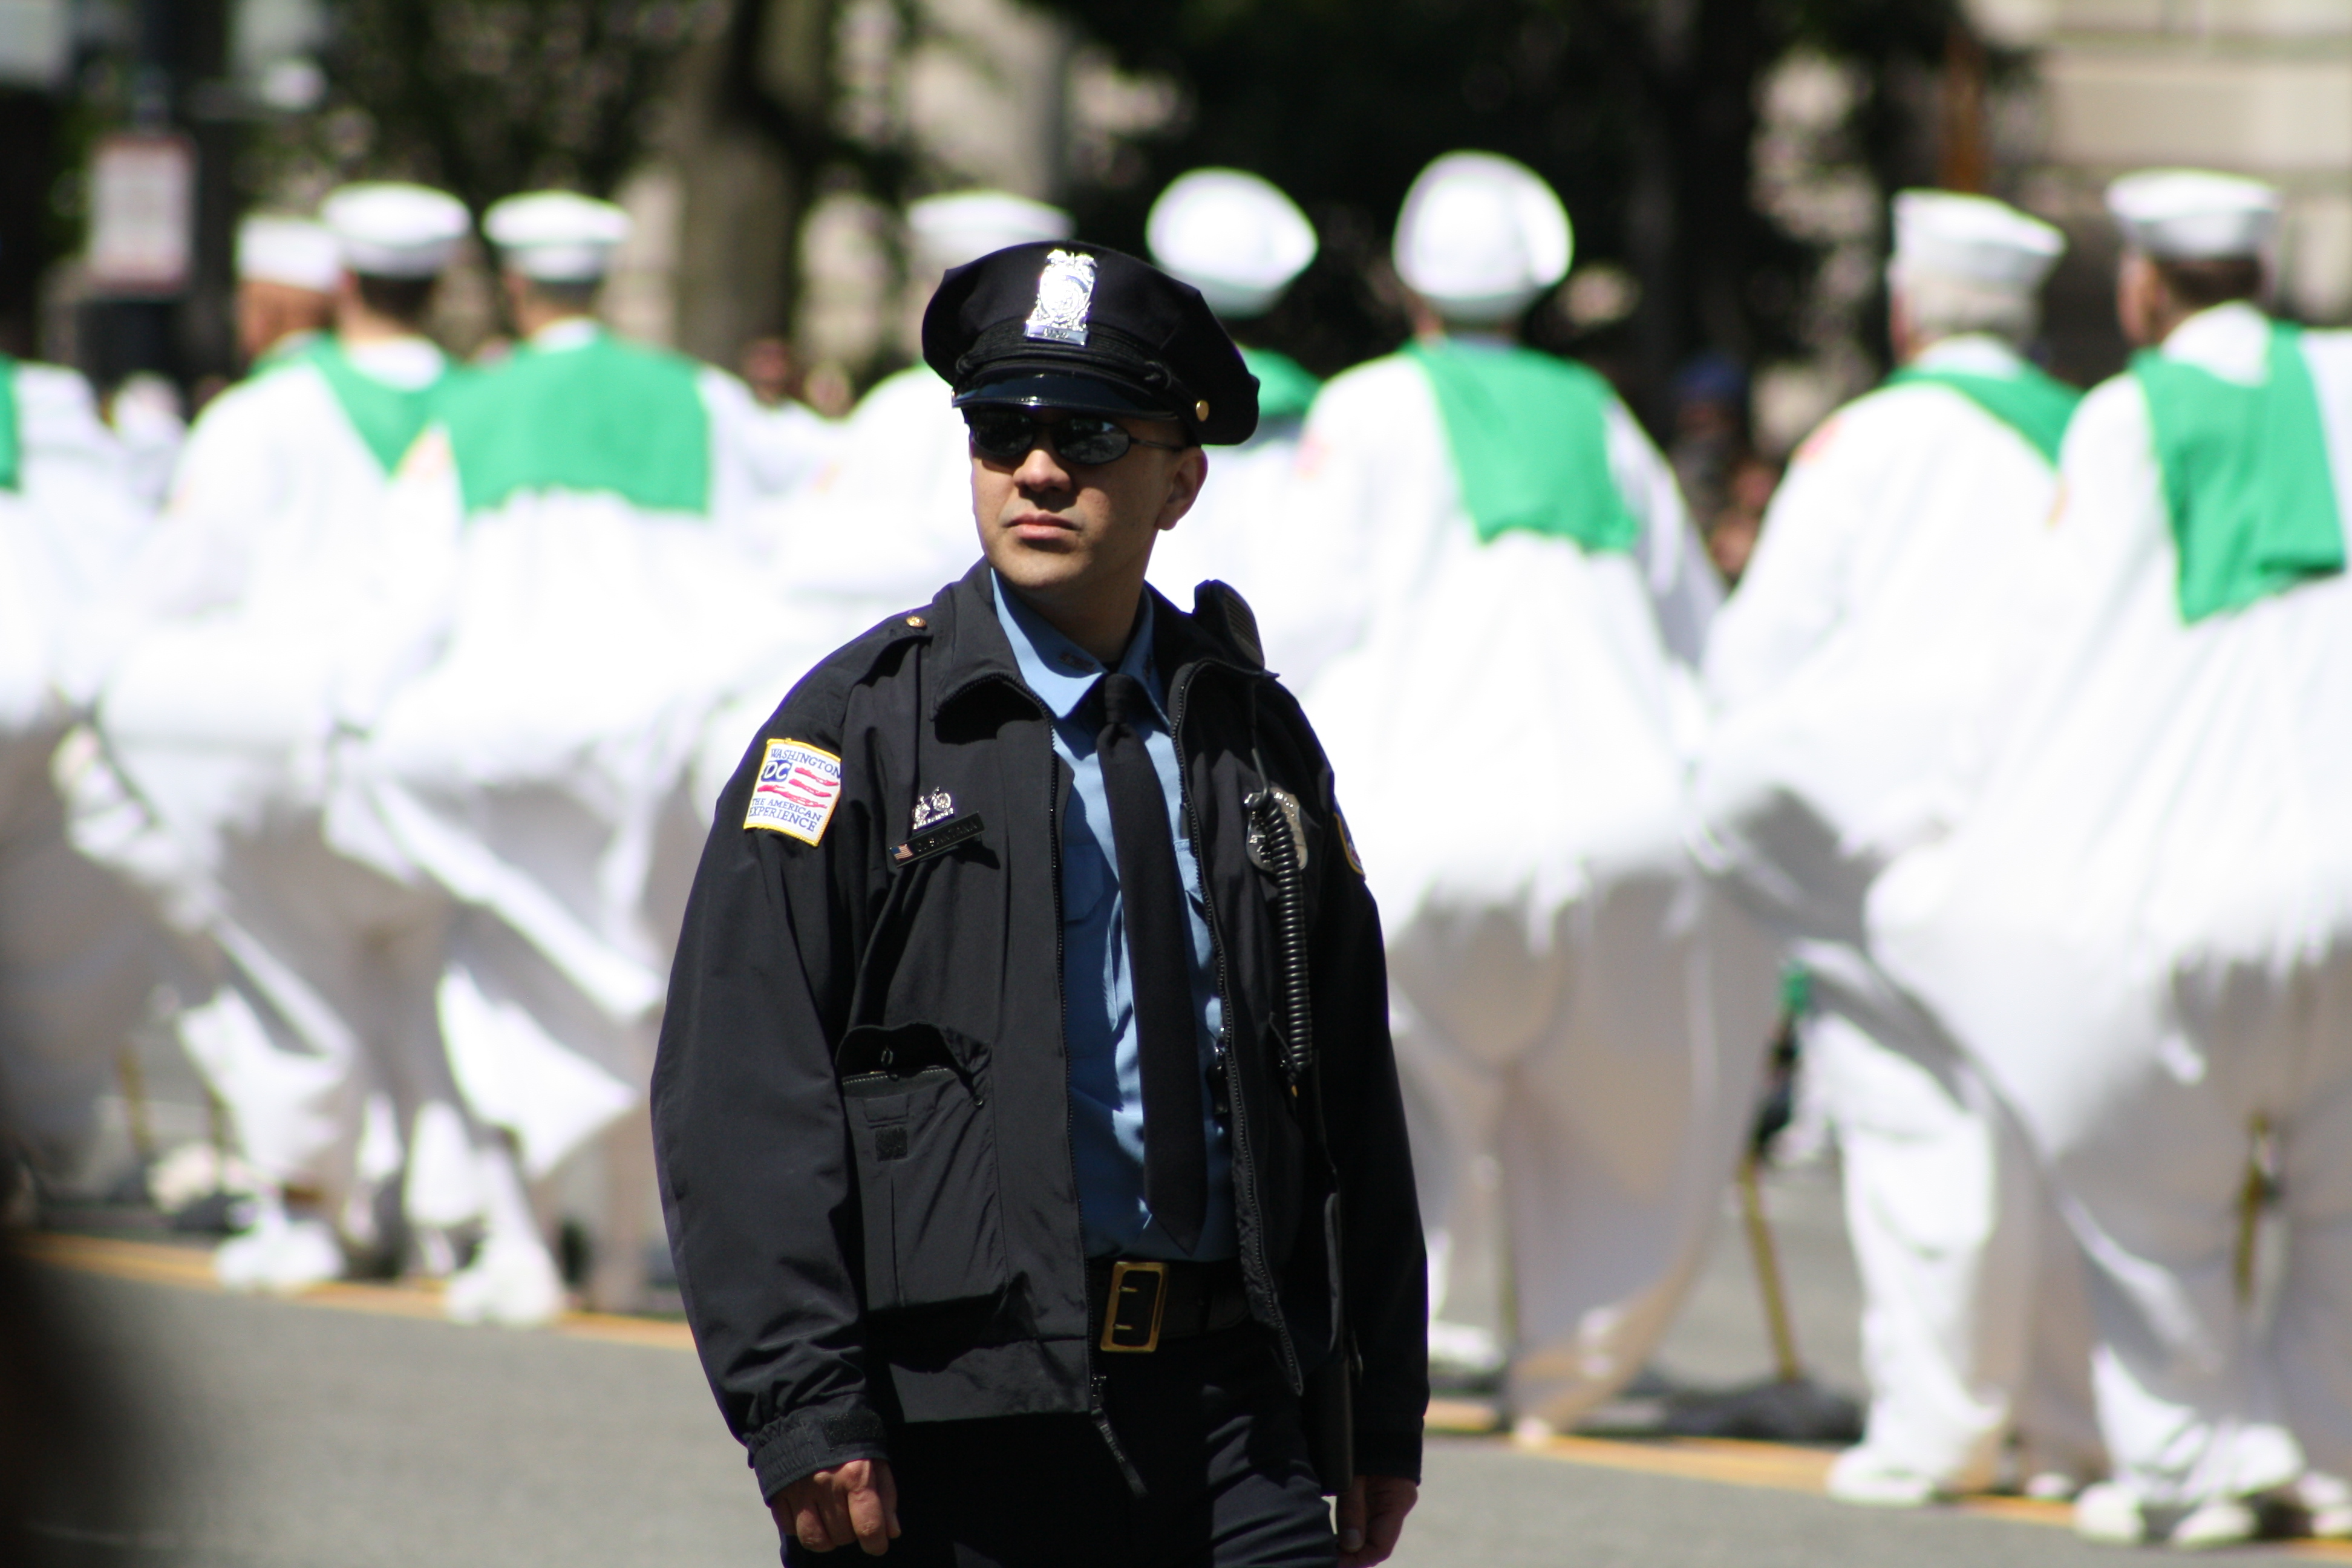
[1336,1473,1417,1567]
[774,1459,901,1556]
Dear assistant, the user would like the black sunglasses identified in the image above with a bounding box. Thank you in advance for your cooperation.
[964,407,1186,468]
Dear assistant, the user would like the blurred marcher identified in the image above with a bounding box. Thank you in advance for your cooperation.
[739,334,797,405]
[1705,452,1779,585]
[691,190,1076,814]
[1144,168,1323,655]
[657,240,1425,1568]
[1870,170,2352,1548]
[1291,152,1775,1432]
[0,351,162,1191]
[1669,351,1749,543]
[73,183,474,1297]
[736,333,843,497]
[103,373,185,513]
[331,191,807,1322]
[233,214,339,367]
[1696,191,2100,1505]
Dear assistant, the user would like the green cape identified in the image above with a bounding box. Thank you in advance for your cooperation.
[297,338,459,474]
[439,327,710,517]
[0,356,18,492]
[2132,321,2345,622]
[1884,360,2080,465]
[1405,338,1638,554]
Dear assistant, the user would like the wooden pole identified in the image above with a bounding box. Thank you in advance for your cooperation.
[1738,1149,1805,1384]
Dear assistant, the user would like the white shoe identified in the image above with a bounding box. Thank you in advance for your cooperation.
[1826,1448,1940,1508]
[2170,1498,2258,1549]
[1509,1416,1558,1451]
[2022,1470,2086,1503]
[444,1235,565,1328]
[214,1212,344,1295]
[2295,1472,2352,1538]
[2073,1481,2148,1544]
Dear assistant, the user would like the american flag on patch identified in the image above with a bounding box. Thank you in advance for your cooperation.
[745,739,844,846]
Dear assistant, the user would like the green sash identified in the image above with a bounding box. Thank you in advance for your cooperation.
[440,328,710,517]
[0,356,18,492]
[2132,322,2344,622]
[1241,347,1319,423]
[1405,338,1638,554]
[254,329,324,370]
[1884,361,2080,465]
[299,338,456,474]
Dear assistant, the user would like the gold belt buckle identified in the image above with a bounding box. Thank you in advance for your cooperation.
[1099,1259,1170,1353]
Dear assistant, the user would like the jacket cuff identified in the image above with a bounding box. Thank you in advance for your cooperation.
[746,1403,892,1501]
[1353,1422,1423,1485]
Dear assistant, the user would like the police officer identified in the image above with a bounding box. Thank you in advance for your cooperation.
[655,243,1428,1566]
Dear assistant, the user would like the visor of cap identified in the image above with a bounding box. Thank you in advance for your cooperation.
[2106,168,2281,259]
[321,182,469,278]
[237,215,341,291]
[1394,151,1572,320]
[1147,169,1318,321]
[953,371,1177,420]
[1891,189,2063,290]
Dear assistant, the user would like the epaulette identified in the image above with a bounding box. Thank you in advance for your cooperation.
[1189,579,1266,672]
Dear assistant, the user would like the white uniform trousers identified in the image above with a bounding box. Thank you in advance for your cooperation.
[1808,1001,2100,1487]
[1389,867,1772,1423]
[0,726,163,1176]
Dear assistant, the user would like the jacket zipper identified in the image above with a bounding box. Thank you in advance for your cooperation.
[1169,659,1302,1394]
[990,676,1129,1457]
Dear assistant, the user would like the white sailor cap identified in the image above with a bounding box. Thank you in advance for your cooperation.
[1393,151,1572,324]
[2106,169,2281,261]
[236,214,341,292]
[1890,190,2063,292]
[1145,168,1318,321]
[907,191,1074,271]
[485,190,633,281]
[320,182,469,278]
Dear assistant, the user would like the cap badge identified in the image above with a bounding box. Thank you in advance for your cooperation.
[1024,249,1097,346]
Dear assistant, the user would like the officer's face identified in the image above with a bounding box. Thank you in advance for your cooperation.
[972,408,1207,609]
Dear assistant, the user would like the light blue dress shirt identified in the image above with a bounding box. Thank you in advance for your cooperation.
[992,573,1236,1261]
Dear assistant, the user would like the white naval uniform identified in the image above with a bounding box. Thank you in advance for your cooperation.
[1870,304,2352,1505]
[0,361,162,1175]
[1143,376,1320,687]
[691,364,988,818]
[79,339,477,1264]
[336,319,803,1312]
[1698,335,2102,1491]
[1292,342,1775,1423]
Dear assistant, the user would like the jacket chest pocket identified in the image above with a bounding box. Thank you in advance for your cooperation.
[839,1028,1007,1315]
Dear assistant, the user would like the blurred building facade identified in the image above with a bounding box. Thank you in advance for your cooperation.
[1981,0,2352,377]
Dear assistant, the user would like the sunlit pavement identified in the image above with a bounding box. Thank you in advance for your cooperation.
[22,1167,2351,1566]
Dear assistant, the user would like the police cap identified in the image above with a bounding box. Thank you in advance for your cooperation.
[922,242,1259,445]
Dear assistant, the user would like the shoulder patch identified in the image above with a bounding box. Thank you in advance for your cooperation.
[745,739,844,844]
[1334,805,1365,877]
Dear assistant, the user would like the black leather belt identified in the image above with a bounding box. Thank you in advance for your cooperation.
[1085,1257,1251,1353]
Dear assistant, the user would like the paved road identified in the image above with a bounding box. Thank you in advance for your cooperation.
[18,1235,2319,1568]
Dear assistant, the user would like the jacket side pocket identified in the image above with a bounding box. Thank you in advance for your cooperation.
[840,1028,1006,1315]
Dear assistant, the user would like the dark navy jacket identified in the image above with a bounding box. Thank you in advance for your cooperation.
[653,561,1427,1501]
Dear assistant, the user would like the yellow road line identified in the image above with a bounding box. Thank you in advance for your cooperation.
[1507,1431,2352,1558]
[26,1231,2352,1557]
[15,1231,693,1350]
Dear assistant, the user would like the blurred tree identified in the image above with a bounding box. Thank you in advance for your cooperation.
[319,0,725,211]
[1034,0,1962,422]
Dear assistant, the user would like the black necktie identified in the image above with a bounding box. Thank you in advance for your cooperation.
[1093,671,1208,1252]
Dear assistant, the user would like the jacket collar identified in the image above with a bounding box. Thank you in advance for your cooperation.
[930,558,1264,721]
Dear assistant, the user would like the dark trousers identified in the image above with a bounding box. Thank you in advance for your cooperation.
[786,1327,1336,1568]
